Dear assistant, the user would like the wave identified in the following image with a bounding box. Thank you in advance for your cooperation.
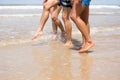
[0,5,43,10]
[0,39,32,47]
[0,11,120,18]
[0,5,120,10]
[0,33,53,47]
[90,5,120,9]
[72,26,120,35]
[0,25,120,47]
[90,12,120,15]
[0,14,41,17]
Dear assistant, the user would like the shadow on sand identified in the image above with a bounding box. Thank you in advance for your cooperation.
[70,38,94,53]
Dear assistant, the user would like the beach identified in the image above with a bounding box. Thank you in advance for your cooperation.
[0,5,120,80]
[0,26,120,80]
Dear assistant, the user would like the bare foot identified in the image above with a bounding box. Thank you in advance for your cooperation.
[51,34,58,40]
[79,42,86,49]
[60,32,66,41]
[31,32,42,40]
[79,41,95,53]
[64,41,73,48]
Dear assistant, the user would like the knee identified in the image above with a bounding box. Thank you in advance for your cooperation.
[70,12,76,21]
[62,15,66,21]
[62,14,68,22]
[51,16,58,21]
[43,3,49,10]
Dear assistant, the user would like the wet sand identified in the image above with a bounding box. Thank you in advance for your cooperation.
[0,29,120,80]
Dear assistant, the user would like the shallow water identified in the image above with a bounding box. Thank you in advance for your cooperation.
[0,33,120,80]
[0,5,120,47]
[0,14,120,47]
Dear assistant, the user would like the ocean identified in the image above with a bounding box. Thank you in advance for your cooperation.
[0,0,120,5]
[0,0,120,47]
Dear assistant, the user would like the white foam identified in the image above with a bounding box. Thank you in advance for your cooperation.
[90,5,120,9]
[0,5,120,10]
[0,11,120,18]
[0,14,41,17]
[0,39,32,47]
[91,12,120,15]
[0,5,43,10]
[0,34,53,47]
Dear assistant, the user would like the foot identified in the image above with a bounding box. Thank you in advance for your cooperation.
[79,42,86,49]
[60,32,66,41]
[64,41,73,48]
[78,41,95,53]
[31,32,42,40]
[51,34,58,40]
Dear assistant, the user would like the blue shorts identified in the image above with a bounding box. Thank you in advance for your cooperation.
[81,0,91,6]
[58,0,91,7]
[58,0,72,7]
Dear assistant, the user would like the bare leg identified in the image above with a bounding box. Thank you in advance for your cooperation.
[80,7,94,52]
[31,0,58,40]
[81,7,90,49]
[50,7,58,40]
[51,6,65,40]
[70,0,94,52]
[81,23,90,49]
[62,7,72,47]
[51,20,58,40]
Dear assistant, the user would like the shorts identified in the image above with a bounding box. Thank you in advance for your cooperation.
[58,0,72,7]
[81,0,91,6]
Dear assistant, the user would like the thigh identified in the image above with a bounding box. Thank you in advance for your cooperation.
[50,6,56,15]
[71,0,86,16]
[80,6,89,24]
[51,6,62,18]
[62,7,71,19]
[44,0,58,9]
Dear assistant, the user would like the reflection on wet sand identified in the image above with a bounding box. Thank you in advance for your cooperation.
[32,41,93,80]
[70,53,93,80]
[0,24,120,80]
[49,42,72,80]
[80,53,93,80]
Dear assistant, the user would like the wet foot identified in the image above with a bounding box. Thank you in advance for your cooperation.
[51,34,58,40]
[64,41,73,48]
[79,41,95,53]
[60,32,66,41]
[31,32,42,40]
[79,42,86,49]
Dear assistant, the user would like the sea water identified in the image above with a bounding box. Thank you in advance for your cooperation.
[0,0,120,47]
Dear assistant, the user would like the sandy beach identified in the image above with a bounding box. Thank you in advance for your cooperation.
[0,6,120,80]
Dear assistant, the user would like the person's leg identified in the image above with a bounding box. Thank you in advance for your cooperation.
[81,23,90,49]
[50,6,58,40]
[31,0,58,40]
[62,7,72,47]
[80,6,90,49]
[70,0,94,52]
[80,6,94,52]
[51,5,65,40]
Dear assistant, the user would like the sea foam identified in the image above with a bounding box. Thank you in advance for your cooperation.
[0,5,120,10]
[0,5,43,10]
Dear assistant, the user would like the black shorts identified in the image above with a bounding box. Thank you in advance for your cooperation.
[58,0,72,7]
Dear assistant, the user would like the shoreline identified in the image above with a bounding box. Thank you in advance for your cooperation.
[0,14,120,47]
